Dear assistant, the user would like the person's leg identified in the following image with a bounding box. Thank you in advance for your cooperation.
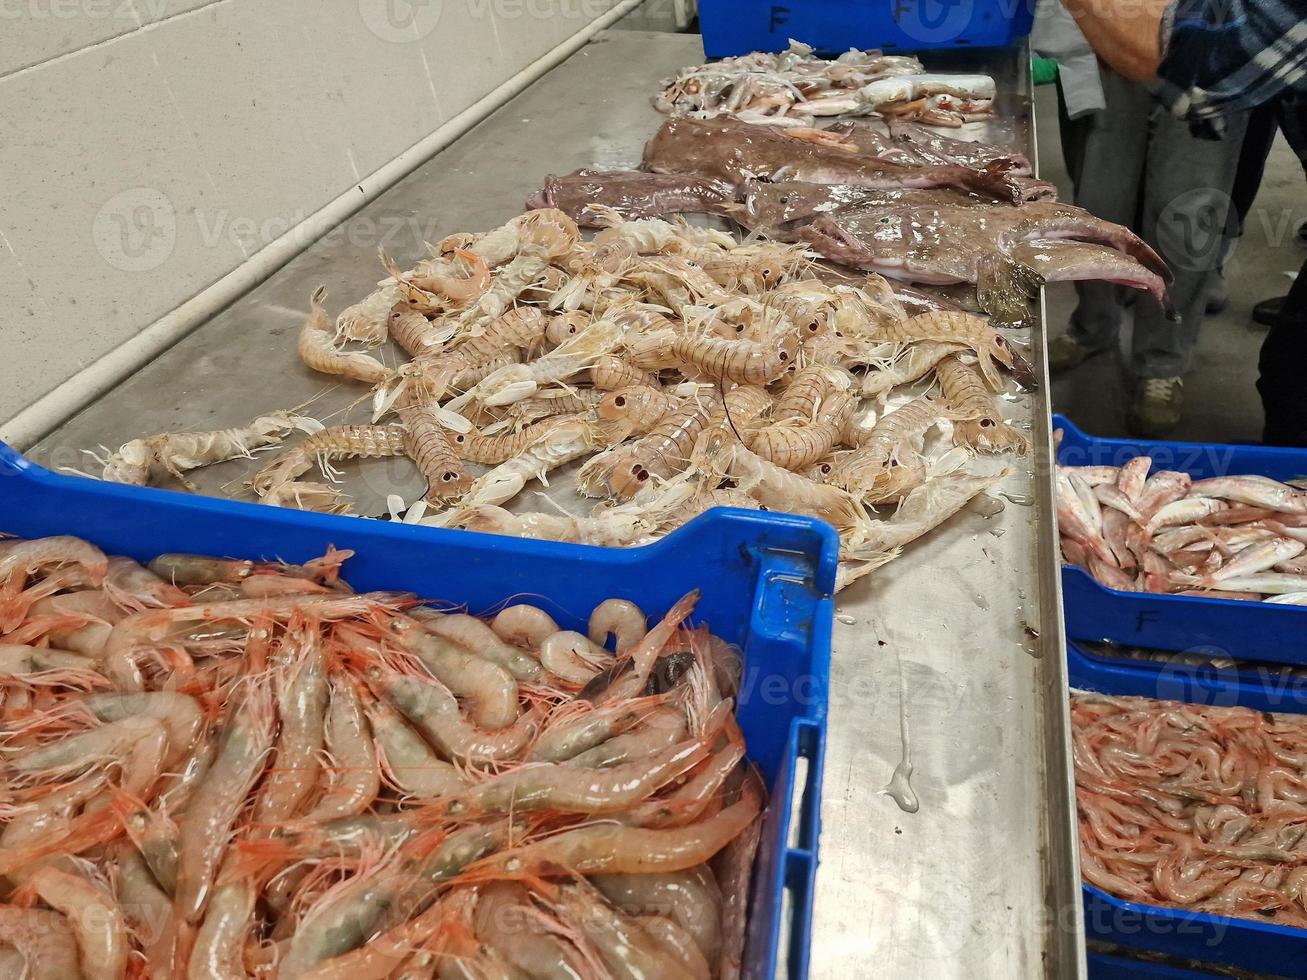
[1208,101,1279,312]
[1229,101,1280,236]
[1257,98,1307,444]
[1131,109,1250,381]
[1055,77,1091,194]
[1063,67,1152,357]
[1258,258,1307,445]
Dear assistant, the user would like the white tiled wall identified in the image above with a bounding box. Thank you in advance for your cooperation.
[0,0,618,423]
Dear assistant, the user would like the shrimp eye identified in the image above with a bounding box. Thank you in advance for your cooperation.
[779,195,789,204]
[778,351,788,361]
[614,396,626,407]
[980,418,995,427]
[637,470,649,482]
[737,324,746,333]
[455,434,466,443]
[443,471,460,482]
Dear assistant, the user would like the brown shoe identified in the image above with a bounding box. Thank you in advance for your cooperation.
[1047,334,1106,375]
[1128,377,1183,437]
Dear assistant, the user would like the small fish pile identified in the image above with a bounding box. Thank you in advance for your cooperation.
[1074,692,1307,929]
[0,535,762,978]
[93,207,1032,590]
[655,40,995,127]
[1056,448,1307,603]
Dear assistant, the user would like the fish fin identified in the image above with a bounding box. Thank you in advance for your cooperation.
[976,255,1041,330]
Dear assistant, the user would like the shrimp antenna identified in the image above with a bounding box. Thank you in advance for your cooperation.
[719,380,744,446]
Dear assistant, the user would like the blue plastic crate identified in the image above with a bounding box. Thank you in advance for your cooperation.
[699,0,1036,59]
[0,441,837,978]
[1055,414,1307,665]
[1071,640,1307,978]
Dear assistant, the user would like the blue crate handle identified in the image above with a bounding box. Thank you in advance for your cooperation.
[742,544,832,978]
[1070,640,1307,975]
[1053,414,1307,664]
[0,439,837,977]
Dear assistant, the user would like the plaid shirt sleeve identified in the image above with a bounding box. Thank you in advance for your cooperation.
[1155,0,1307,135]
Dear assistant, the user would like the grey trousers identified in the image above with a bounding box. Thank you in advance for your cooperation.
[1066,67,1248,380]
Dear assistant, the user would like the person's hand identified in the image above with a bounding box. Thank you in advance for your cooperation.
[1059,0,1167,80]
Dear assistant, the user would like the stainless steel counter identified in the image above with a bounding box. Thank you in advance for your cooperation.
[32,29,1083,978]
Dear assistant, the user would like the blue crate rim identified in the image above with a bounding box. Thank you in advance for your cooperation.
[0,442,841,597]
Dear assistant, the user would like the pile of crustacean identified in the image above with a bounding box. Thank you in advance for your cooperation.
[1074,692,1307,929]
[88,43,1173,592]
[0,538,761,977]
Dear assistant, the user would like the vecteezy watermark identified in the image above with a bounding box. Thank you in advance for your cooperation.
[93,187,177,273]
[90,183,475,273]
[0,0,172,20]
[890,0,978,46]
[1156,187,1233,273]
[357,0,442,42]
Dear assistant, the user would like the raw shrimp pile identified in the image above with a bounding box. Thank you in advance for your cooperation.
[1056,448,1307,603]
[654,40,995,127]
[1074,692,1307,928]
[0,535,762,978]
[94,205,1030,590]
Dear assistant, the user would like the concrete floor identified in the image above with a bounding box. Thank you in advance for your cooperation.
[1035,87,1306,443]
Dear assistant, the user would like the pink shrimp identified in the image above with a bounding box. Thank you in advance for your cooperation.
[491,604,560,648]
[470,779,762,877]
[14,863,129,980]
[102,556,190,612]
[0,907,82,979]
[173,680,276,923]
[592,589,700,704]
[588,598,647,652]
[298,674,380,821]
[433,737,710,819]
[0,536,109,629]
[256,620,329,822]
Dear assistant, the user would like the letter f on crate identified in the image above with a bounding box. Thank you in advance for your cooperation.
[1135,609,1159,632]
[769,5,789,30]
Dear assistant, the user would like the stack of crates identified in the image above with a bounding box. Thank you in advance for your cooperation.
[1056,415,1307,976]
